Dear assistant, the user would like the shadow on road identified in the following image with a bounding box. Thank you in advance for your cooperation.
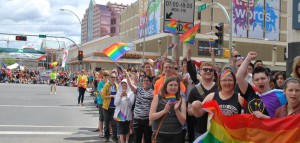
[64,127,101,143]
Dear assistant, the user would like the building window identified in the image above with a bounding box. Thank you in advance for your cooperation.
[111,27,116,33]
[111,18,116,25]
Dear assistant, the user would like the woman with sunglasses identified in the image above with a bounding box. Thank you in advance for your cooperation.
[94,70,109,138]
[191,70,245,117]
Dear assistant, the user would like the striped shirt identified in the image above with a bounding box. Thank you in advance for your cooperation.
[134,87,153,119]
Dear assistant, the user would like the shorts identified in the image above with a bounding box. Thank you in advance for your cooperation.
[50,79,56,84]
[98,104,104,121]
[117,121,130,135]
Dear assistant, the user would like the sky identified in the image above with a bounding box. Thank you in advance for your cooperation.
[0,0,137,49]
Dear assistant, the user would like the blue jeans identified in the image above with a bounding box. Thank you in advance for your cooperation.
[103,108,117,140]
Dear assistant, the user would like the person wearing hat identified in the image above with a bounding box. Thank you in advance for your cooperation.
[77,70,88,106]
[49,68,57,95]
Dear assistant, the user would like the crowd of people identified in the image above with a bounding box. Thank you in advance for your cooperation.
[2,45,300,143]
[71,45,299,143]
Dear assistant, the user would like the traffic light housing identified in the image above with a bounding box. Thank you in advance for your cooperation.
[215,22,224,45]
[16,36,27,41]
[78,51,83,63]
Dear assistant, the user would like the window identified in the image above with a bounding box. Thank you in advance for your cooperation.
[111,18,116,25]
[110,27,116,33]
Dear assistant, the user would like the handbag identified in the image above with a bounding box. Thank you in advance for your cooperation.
[152,114,167,143]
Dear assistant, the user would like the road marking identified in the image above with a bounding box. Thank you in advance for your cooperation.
[0,131,74,135]
[0,124,95,128]
[0,105,86,108]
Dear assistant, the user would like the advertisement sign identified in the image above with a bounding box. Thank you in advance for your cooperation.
[163,0,195,34]
[232,0,247,38]
[265,0,280,41]
[248,0,264,39]
[0,53,46,60]
[138,0,161,38]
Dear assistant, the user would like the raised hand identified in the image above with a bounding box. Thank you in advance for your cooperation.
[246,51,257,61]
[187,46,191,61]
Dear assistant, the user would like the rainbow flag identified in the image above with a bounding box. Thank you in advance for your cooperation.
[183,22,190,32]
[165,94,176,102]
[168,43,174,50]
[208,38,215,45]
[103,42,130,62]
[0,59,7,69]
[179,23,200,44]
[165,19,177,34]
[194,100,300,143]
[115,111,126,121]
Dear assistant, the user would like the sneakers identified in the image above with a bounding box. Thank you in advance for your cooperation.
[104,138,113,142]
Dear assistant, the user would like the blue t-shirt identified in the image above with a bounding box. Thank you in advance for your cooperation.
[109,84,117,108]
[89,75,94,82]
[97,81,106,104]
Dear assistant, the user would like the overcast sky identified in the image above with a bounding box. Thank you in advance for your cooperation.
[0,0,137,49]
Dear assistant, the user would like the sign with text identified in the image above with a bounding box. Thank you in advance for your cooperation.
[163,0,195,34]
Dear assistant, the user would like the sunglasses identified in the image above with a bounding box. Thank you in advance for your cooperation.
[202,68,214,72]
[174,67,178,70]
[110,76,116,79]
[236,56,245,61]
[233,55,241,57]
[104,74,109,77]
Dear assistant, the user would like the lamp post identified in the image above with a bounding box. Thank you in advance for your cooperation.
[142,0,155,64]
[60,8,82,70]
[60,8,82,49]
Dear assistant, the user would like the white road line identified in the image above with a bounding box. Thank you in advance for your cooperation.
[0,105,82,108]
[0,125,95,128]
[0,131,74,135]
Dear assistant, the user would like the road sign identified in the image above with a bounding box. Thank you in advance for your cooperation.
[39,35,46,38]
[163,0,195,34]
[198,3,207,12]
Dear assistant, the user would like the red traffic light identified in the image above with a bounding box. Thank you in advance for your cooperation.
[16,36,27,41]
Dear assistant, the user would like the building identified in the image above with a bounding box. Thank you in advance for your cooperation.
[81,0,127,43]
[68,0,288,71]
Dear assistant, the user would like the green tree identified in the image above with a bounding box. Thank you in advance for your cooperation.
[2,58,16,66]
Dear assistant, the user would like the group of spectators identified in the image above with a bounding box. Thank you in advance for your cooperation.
[84,44,299,143]
[0,68,45,84]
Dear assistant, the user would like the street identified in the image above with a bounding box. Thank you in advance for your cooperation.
[0,83,102,143]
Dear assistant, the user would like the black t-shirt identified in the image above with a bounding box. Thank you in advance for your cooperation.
[241,84,269,116]
[188,83,218,134]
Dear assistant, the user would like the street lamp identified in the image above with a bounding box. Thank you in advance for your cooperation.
[60,8,82,48]
[142,0,155,64]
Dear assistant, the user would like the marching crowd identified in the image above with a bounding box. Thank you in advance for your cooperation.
[62,45,300,143]
[2,45,300,143]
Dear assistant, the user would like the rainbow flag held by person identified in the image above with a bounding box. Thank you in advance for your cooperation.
[179,23,200,44]
[165,19,177,34]
[183,22,190,32]
[194,100,300,143]
[103,42,130,62]
[168,43,174,50]
[208,38,215,46]
[165,94,176,102]
[0,59,7,69]
[115,111,126,121]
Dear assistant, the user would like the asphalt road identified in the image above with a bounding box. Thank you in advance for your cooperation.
[0,83,102,143]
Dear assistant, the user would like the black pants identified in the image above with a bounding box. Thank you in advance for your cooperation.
[78,87,86,104]
[133,119,152,143]
[103,108,117,140]
[153,132,182,143]
[187,113,195,143]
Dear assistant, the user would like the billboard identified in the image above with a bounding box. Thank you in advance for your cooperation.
[248,0,264,39]
[232,0,247,38]
[232,0,280,41]
[138,0,161,38]
[265,0,280,41]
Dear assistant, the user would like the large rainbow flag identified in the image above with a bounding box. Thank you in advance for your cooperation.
[103,42,130,62]
[194,100,300,143]
[179,23,200,44]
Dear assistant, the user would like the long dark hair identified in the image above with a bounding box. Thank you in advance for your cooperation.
[160,76,181,101]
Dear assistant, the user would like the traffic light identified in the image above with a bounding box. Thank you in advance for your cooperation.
[78,51,83,63]
[16,36,27,41]
[215,22,224,45]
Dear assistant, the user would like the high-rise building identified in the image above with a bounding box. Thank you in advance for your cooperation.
[81,0,127,43]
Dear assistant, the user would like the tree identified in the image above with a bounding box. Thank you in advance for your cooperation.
[2,58,16,66]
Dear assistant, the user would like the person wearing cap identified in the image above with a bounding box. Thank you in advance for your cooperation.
[49,68,57,95]
[77,70,88,106]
